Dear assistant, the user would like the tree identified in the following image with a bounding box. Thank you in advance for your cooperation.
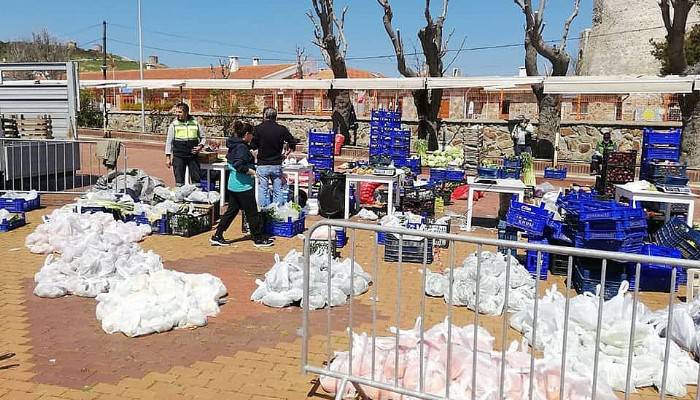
[654,0,700,167]
[651,24,700,75]
[76,90,103,129]
[5,29,72,79]
[377,0,459,151]
[514,0,581,151]
[307,0,356,142]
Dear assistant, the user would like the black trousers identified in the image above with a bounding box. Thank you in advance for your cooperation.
[172,154,201,186]
[215,188,265,240]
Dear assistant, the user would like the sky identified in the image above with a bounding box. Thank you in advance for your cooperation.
[0,0,593,77]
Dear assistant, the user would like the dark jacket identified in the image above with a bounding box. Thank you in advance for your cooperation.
[226,137,255,174]
[251,120,298,166]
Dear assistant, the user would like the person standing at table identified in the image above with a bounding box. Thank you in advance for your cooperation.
[251,107,298,207]
[211,121,273,248]
[510,115,535,156]
[165,102,206,186]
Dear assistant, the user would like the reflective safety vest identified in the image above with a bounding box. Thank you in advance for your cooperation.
[171,118,201,157]
[173,118,200,141]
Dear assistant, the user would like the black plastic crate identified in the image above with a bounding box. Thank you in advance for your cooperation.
[169,211,213,237]
[383,234,434,264]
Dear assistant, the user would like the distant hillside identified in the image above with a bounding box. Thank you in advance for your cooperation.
[0,40,157,72]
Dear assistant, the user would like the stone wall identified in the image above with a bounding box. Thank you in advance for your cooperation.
[103,111,679,162]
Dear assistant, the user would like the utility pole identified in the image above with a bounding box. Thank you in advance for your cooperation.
[101,20,109,138]
[137,0,146,133]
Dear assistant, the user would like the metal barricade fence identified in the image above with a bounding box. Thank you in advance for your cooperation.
[301,220,700,400]
[0,137,127,194]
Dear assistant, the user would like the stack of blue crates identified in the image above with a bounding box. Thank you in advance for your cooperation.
[640,128,687,187]
[505,200,554,279]
[560,196,648,254]
[369,109,411,167]
[307,130,335,173]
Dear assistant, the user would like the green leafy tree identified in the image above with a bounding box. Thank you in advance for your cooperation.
[76,90,103,128]
[651,24,700,75]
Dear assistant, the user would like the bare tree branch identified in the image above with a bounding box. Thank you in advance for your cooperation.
[441,0,449,20]
[559,0,581,51]
[660,0,673,32]
[442,28,455,59]
[442,35,467,75]
[377,0,419,77]
[424,0,433,25]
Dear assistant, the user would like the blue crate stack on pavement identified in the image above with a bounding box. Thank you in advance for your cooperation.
[640,128,689,189]
[560,196,647,254]
[307,130,335,174]
[505,199,554,279]
[369,109,412,168]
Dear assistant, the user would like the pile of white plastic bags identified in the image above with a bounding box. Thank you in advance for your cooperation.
[321,317,618,400]
[251,249,372,309]
[425,251,536,316]
[510,283,699,397]
[26,207,227,337]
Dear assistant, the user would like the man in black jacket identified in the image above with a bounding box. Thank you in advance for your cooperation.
[251,107,298,207]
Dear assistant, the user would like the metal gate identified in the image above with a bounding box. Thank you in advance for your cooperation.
[301,220,700,400]
[0,137,127,194]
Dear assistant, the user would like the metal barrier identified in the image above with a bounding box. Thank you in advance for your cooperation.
[0,137,127,194]
[301,220,700,400]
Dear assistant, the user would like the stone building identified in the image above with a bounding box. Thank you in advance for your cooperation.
[578,0,697,76]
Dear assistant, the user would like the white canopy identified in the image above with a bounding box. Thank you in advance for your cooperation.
[77,75,700,94]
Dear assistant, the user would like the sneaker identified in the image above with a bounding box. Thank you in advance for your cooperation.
[210,236,232,246]
[253,238,274,248]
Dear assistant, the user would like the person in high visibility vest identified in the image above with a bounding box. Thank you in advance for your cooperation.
[590,127,617,175]
[165,103,206,186]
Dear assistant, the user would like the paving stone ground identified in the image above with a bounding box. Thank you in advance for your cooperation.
[1,140,699,399]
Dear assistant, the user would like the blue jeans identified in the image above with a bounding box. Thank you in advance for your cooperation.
[257,165,286,207]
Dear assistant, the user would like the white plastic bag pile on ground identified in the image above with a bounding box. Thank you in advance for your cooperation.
[263,202,302,222]
[0,209,10,223]
[510,283,699,397]
[96,269,227,337]
[644,295,700,359]
[425,251,536,316]
[25,207,228,337]
[250,249,372,309]
[320,317,618,400]
[0,190,39,200]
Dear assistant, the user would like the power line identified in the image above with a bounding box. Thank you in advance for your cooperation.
[108,22,297,56]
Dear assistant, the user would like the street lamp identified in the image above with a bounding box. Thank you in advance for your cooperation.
[137,0,145,133]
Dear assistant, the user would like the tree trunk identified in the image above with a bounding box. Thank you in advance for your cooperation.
[680,92,700,167]
[532,85,561,145]
[328,88,353,141]
[413,88,442,151]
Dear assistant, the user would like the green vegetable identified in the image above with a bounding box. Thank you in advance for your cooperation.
[521,153,536,186]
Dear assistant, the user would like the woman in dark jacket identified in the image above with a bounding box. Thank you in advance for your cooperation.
[210,121,273,247]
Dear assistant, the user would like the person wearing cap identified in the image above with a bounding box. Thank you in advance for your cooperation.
[511,115,535,156]
[591,128,617,175]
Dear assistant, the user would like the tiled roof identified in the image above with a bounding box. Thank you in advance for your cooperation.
[306,67,384,79]
[80,64,296,80]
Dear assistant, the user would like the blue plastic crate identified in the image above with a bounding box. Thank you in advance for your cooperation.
[568,203,645,222]
[308,131,334,144]
[573,264,633,300]
[506,209,549,236]
[642,146,680,162]
[0,194,41,212]
[124,212,170,234]
[499,167,521,180]
[199,179,217,192]
[477,166,499,179]
[544,167,568,180]
[0,212,26,232]
[546,220,571,243]
[390,147,410,158]
[503,158,522,169]
[265,215,306,238]
[573,237,643,253]
[578,228,647,241]
[446,169,465,182]
[429,168,447,182]
[654,217,700,259]
[309,143,334,157]
[308,156,334,170]
[510,200,552,218]
[643,128,682,146]
[525,252,549,280]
